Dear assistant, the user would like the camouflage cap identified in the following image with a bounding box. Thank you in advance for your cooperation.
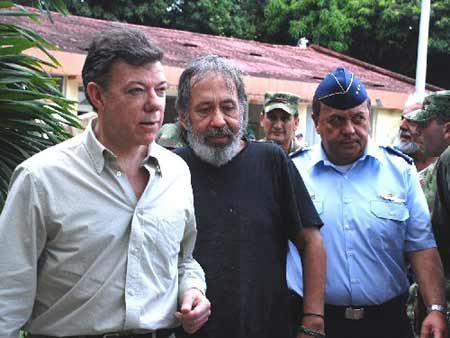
[315,66,368,110]
[155,123,185,149]
[264,92,300,115]
[404,90,450,122]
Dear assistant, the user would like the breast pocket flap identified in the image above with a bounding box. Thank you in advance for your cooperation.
[370,200,409,221]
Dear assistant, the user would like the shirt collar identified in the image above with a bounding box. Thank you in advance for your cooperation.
[363,139,385,165]
[83,118,163,175]
[145,143,164,176]
[83,119,109,174]
[309,138,384,170]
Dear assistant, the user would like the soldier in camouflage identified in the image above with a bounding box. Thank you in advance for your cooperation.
[155,121,186,150]
[399,102,438,211]
[406,90,450,275]
[405,90,450,334]
[260,92,303,154]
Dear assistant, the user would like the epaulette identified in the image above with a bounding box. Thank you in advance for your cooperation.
[289,146,311,159]
[383,145,414,165]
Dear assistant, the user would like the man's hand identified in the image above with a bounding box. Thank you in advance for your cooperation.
[420,311,448,338]
[175,288,211,334]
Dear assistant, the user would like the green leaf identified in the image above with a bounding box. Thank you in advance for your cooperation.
[0,2,15,9]
[0,1,80,209]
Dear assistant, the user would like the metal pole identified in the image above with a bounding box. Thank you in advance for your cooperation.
[415,0,431,99]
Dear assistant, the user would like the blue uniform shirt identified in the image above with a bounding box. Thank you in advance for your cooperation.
[287,141,436,305]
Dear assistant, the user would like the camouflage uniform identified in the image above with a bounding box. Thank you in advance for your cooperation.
[404,91,450,335]
[432,145,450,277]
[155,122,186,149]
[288,136,303,154]
[259,137,303,155]
[419,161,437,212]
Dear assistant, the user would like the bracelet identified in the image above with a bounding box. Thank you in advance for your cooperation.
[298,325,326,338]
[303,312,325,319]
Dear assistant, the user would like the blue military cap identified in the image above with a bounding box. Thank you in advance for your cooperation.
[315,67,368,110]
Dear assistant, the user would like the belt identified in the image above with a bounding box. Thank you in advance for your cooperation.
[29,329,173,338]
[325,293,408,320]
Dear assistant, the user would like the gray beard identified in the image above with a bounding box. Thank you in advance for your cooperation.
[186,124,242,167]
[398,140,419,155]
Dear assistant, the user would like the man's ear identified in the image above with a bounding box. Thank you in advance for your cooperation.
[86,82,105,113]
[259,112,265,128]
[293,115,300,129]
[178,111,189,130]
[311,113,320,130]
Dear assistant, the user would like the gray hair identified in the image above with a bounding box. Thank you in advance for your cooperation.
[175,54,248,132]
[82,26,163,107]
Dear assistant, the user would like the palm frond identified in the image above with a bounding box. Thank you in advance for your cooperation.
[0,1,79,210]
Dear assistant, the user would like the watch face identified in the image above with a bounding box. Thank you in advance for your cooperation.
[427,304,449,323]
[428,304,446,313]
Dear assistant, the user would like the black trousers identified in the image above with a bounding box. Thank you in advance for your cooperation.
[289,291,414,338]
[324,314,414,338]
[28,330,173,338]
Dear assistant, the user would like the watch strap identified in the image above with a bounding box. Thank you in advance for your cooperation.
[426,304,447,314]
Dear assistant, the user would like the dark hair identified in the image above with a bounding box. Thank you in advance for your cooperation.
[82,26,163,106]
[312,96,372,118]
[175,54,248,129]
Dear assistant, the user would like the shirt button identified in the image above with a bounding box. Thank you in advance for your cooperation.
[347,251,353,256]
[344,224,351,230]
[128,289,135,296]
[116,171,122,177]
[351,278,360,284]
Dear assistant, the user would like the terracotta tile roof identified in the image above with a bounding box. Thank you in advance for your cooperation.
[1,7,442,94]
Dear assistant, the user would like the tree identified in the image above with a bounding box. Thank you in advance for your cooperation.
[261,0,449,88]
[0,0,81,209]
[63,0,174,27]
[427,0,450,89]
[346,1,421,77]
[262,0,353,50]
[63,0,265,40]
[170,0,264,40]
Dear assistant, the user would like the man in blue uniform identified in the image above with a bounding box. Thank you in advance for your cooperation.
[287,67,447,338]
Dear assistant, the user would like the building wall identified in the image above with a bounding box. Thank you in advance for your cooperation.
[64,73,403,147]
[372,108,402,146]
[60,66,404,148]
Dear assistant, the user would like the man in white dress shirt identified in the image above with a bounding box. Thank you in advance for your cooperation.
[0,26,210,338]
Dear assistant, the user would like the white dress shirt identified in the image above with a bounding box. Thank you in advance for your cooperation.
[0,120,205,337]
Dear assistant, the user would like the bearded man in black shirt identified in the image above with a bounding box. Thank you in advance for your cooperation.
[174,55,325,338]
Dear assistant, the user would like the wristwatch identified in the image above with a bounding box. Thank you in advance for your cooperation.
[426,304,447,315]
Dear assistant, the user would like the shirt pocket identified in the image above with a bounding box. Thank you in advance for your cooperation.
[369,200,409,250]
[151,212,186,281]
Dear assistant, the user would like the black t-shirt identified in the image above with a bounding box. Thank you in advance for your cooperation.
[175,141,322,338]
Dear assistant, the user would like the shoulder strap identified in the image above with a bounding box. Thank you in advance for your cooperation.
[383,146,414,165]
